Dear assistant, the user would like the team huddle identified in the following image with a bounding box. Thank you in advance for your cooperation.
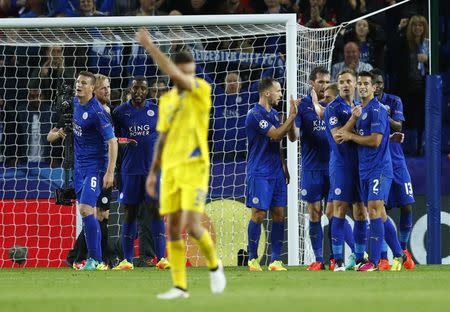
[60,28,415,299]
[244,66,415,272]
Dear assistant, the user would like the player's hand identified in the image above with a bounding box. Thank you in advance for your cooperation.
[289,95,300,117]
[335,129,353,144]
[136,28,153,48]
[103,172,114,189]
[351,106,362,119]
[57,128,66,140]
[390,132,404,143]
[417,53,428,63]
[146,171,157,198]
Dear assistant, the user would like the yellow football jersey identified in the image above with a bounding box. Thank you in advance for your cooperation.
[157,77,212,171]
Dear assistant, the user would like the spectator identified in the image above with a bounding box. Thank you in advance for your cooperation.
[340,19,385,69]
[112,0,139,16]
[46,0,78,17]
[305,0,332,28]
[29,46,75,101]
[263,0,291,14]
[133,0,168,16]
[169,0,216,15]
[0,99,24,167]
[88,29,124,89]
[298,0,337,26]
[395,15,429,155]
[218,0,254,14]
[18,89,53,163]
[77,0,107,16]
[19,0,45,18]
[331,41,373,81]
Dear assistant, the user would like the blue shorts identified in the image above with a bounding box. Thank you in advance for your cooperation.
[119,174,156,205]
[300,170,330,203]
[360,173,392,207]
[386,166,415,209]
[246,174,287,210]
[74,169,104,208]
[329,166,361,203]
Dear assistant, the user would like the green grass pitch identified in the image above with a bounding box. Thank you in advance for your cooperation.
[1,266,450,312]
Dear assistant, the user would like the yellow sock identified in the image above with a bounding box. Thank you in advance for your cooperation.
[192,230,219,269]
[167,240,187,290]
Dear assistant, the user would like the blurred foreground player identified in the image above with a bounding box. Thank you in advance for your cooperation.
[137,28,225,299]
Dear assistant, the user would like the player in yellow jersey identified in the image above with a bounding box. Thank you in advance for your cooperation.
[136,28,226,300]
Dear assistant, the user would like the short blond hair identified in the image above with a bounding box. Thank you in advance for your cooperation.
[94,73,110,89]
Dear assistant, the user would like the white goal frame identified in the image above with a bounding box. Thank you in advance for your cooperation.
[0,14,300,265]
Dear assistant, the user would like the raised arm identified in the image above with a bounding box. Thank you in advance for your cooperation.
[136,28,192,91]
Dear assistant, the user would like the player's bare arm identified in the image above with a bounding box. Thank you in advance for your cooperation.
[279,144,290,184]
[337,130,383,148]
[103,137,118,189]
[136,28,192,91]
[146,132,167,197]
[269,95,299,141]
[389,118,402,132]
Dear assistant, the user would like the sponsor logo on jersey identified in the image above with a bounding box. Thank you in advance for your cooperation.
[128,124,150,137]
[312,119,326,131]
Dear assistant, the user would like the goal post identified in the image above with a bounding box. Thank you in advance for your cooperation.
[0,14,343,268]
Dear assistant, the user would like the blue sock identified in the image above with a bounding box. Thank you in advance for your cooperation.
[331,217,345,261]
[82,215,100,261]
[97,220,103,262]
[270,221,284,261]
[369,218,384,265]
[328,217,334,259]
[399,209,412,250]
[248,220,261,260]
[384,218,403,258]
[344,218,355,253]
[309,221,323,262]
[122,222,137,263]
[380,240,388,260]
[151,219,166,260]
[353,220,367,260]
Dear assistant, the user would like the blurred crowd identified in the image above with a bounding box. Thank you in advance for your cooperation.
[0,0,431,168]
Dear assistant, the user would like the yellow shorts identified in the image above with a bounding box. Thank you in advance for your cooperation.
[160,162,209,215]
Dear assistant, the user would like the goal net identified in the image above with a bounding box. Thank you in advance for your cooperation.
[0,15,340,268]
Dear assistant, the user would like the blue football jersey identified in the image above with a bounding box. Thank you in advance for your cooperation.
[112,100,158,175]
[295,95,329,171]
[245,103,283,177]
[324,95,358,169]
[73,96,115,172]
[379,92,407,168]
[355,98,393,179]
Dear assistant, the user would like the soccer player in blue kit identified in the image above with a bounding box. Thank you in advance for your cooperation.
[336,71,405,271]
[289,67,356,271]
[73,71,118,270]
[324,69,367,271]
[372,69,415,270]
[112,77,169,270]
[246,77,299,272]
